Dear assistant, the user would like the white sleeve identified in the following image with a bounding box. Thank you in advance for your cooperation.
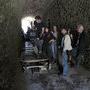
[64,35,72,51]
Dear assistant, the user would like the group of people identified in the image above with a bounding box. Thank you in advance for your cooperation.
[26,15,87,77]
[27,16,58,64]
[61,25,87,76]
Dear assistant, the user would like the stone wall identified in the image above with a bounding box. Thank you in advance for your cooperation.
[0,0,24,89]
[44,0,90,30]
[0,0,90,89]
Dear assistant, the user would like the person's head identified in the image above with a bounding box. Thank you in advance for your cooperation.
[53,26,57,32]
[45,27,49,33]
[35,15,42,23]
[61,28,68,35]
[77,24,84,33]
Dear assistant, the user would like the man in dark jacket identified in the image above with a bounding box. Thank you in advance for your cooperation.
[75,24,87,68]
[34,16,45,38]
[34,16,45,54]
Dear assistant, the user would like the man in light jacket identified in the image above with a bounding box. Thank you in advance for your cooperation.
[61,28,72,76]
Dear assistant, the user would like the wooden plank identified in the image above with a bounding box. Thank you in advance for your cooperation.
[25,66,45,69]
[21,59,48,63]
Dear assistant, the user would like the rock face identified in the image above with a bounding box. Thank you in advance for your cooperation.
[0,0,55,89]
[0,0,90,89]
[22,0,54,16]
[0,0,24,89]
[44,0,90,30]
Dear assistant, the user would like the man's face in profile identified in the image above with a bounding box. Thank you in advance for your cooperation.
[77,25,84,33]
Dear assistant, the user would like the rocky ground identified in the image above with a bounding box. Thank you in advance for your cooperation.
[16,64,90,90]
[15,42,90,90]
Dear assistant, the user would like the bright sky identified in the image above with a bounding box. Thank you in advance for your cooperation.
[21,16,35,34]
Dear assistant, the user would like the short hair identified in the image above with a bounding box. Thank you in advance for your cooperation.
[35,15,41,19]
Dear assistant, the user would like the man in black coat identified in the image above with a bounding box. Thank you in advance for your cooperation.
[75,24,87,68]
[34,16,45,38]
[34,16,45,54]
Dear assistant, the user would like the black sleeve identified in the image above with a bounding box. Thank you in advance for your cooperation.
[34,21,37,27]
[78,32,87,52]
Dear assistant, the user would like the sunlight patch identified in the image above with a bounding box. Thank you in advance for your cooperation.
[21,16,35,34]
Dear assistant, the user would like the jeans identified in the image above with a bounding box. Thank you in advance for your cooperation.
[62,51,69,76]
[49,41,57,62]
[72,47,78,67]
